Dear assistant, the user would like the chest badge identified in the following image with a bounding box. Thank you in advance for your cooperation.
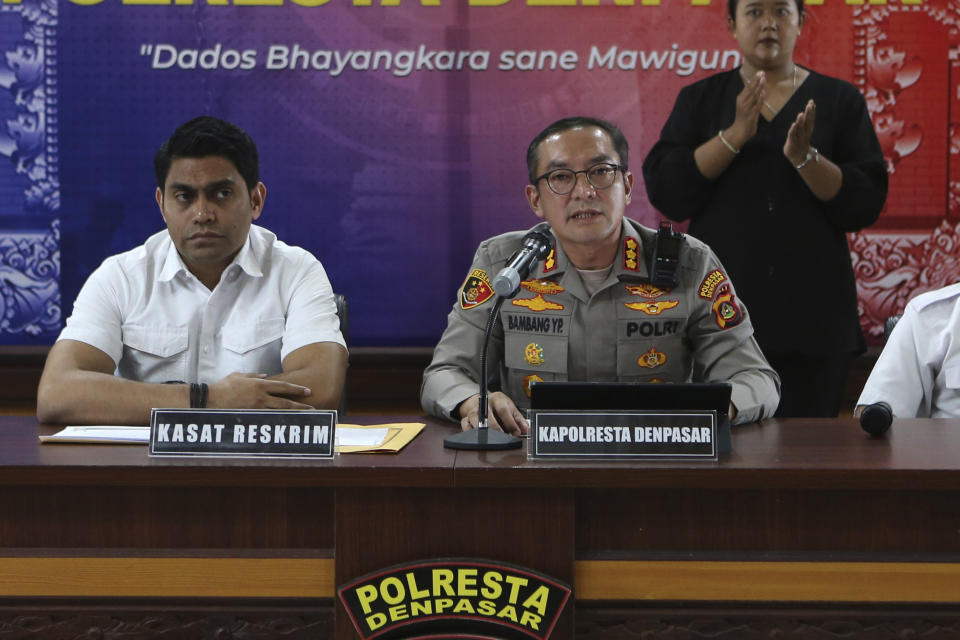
[459,269,494,310]
[524,343,545,366]
[638,347,667,369]
[512,295,564,312]
[624,299,680,315]
[523,374,544,398]
[625,283,669,299]
[521,279,564,295]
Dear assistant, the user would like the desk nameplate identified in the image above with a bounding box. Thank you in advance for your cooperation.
[529,410,717,460]
[149,408,337,458]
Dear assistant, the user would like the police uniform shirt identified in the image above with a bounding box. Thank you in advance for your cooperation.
[421,219,780,425]
[857,282,960,418]
[57,224,345,384]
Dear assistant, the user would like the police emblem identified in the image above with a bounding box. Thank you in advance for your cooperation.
[625,284,669,298]
[522,374,544,398]
[512,295,564,312]
[524,343,545,366]
[624,300,680,315]
[712,284,743,329]
[637,347,667,369]
[459,269,494,310]
[623,237,640,271]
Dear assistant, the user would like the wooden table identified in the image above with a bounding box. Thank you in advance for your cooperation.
[2,416,960,639]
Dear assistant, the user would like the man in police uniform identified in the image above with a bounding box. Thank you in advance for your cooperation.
[421,116,779,435]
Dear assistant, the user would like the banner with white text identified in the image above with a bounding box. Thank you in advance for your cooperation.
[0,0,947,346]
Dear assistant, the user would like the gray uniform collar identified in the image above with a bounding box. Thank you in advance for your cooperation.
[528,219,650,301]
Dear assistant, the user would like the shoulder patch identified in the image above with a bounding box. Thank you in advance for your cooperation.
[698,269,727,299]
[712,283,743,329]
[459,269,494,310]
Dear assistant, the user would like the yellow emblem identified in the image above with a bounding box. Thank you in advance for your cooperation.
[638,347,667,369]
[520,279,565,295]
[524,343,544,366]
[523,374,544,398]
[544,249,556,272]
[624,237,639,271]
[624,300,680,315]
[625,284,669,299]
[512,294,565,312]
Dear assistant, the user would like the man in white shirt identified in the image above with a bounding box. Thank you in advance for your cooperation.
[857,282,960,418]
[37,116,347,425]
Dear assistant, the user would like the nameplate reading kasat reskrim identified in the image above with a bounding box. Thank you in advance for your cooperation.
[148,408,336,458]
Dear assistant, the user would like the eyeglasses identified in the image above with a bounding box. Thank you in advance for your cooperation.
[534,163,623,195]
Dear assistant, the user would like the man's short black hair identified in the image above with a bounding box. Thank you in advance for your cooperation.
[727,0,804,20]
[154,116,259,192]
[526,116,629,184]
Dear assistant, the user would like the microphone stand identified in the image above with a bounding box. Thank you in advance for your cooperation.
[443,296,522,450]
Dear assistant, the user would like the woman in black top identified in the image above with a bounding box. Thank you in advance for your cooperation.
[642,0,888,417]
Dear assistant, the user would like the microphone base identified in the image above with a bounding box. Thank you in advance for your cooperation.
[443,428,523,451]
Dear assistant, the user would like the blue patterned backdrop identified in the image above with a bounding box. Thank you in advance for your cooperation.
[0,0,59,344]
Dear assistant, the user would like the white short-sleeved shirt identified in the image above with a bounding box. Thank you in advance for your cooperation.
[57,224,345,384]
[857,283,960,418]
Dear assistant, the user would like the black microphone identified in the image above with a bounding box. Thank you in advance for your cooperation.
[492,222,553,298]
[860,401,893,436]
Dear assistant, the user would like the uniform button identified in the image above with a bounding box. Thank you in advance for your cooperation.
[202,346,209,354]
